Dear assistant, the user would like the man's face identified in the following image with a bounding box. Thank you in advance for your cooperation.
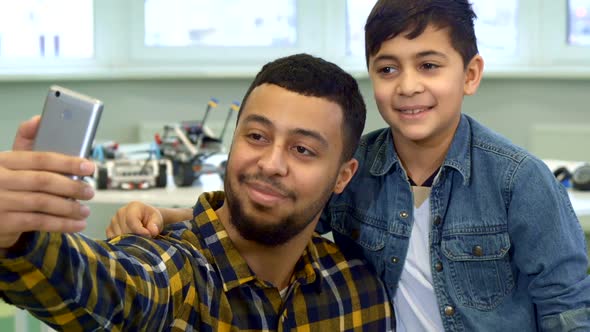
[368,24,482,148]
[224,83,354,246]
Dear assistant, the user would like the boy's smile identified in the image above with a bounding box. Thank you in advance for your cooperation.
[368,24,483,150]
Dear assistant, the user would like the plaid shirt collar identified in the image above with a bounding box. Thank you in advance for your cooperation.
[193,191,321,292]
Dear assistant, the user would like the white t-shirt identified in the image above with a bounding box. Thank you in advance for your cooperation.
[393,185,444,332]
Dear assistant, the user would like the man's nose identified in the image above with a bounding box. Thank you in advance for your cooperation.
[257,144,288,177]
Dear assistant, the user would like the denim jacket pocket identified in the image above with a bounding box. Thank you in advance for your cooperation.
[329,207,387,273]
[441,230,514,310]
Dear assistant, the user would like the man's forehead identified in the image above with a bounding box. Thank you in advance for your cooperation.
[239,88,343,141]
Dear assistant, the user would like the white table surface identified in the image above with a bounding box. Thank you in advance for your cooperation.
[91,174,224,207]
[569,190,590,217]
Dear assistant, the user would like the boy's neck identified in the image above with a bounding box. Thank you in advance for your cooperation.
[393,132,452,186]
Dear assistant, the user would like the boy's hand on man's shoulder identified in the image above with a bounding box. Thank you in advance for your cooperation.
[106,202,164,239]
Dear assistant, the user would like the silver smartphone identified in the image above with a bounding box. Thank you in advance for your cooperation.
[33,85,103,158]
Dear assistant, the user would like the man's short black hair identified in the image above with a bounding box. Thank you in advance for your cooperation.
[238,53,366,162]
[365,0,479,68]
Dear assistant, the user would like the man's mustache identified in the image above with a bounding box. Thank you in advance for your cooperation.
[238,173,296,200]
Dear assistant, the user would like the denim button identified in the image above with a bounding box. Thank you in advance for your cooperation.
[434,262,443,272]
[391,256,399,264]
[399,211,409,218]
[433,216,441,225]
[472,245,483,256]
[444,306,455,316]
[350,229,360,240]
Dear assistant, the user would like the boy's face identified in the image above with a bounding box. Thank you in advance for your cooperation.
[223,83,356,246]
[368,25,482,147]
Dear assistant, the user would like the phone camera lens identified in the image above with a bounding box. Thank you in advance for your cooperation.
[55,91,61,97]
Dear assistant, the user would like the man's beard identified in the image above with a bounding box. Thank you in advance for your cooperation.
[224,172,334,247]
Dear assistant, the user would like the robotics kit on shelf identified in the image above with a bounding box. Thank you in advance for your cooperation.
[91,98,239,190]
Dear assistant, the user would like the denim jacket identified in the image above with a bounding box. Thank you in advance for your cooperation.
[320,114,590,331]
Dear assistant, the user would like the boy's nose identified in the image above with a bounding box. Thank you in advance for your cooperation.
[396,71,424,96]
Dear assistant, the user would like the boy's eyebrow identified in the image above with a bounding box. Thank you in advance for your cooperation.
[371,54,400,63]
[371,50,449,63]
[242,113,329,148]
[416,50,448,59]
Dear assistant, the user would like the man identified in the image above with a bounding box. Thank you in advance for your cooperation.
[0,54,393,331]
[110,1,590,331]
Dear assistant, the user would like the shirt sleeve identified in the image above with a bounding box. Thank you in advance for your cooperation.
[0,230,197,331]
[507,156,590,331]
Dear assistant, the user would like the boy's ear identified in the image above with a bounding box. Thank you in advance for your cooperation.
[333,158,359,194]
[464,54,484,96]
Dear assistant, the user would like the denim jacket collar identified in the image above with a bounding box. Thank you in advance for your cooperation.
[368,129,399,177]
[368,114,472,186]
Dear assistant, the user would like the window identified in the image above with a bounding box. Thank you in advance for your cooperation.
[131,0,320,65]
[471,0,519,61]
[541,0,590,67]
[568,0,590,46]
[144,0,296,48]
[0,0,94,60]
[345,0,376,57]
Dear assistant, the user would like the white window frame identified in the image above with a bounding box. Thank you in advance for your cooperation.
[1,0,590,81]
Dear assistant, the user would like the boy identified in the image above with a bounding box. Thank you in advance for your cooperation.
[107,1,590,330]
[325,0,589,330]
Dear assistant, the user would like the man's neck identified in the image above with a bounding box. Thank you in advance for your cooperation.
[215,204,317,290]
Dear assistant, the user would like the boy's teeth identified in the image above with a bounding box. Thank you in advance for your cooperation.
[401,108,425,114]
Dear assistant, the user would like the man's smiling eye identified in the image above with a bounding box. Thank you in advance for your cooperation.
[295,146,314,156]
[249,133,263,141]
[421,63,440,70]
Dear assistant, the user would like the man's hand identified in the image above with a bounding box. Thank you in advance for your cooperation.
[0,150,95,249]
[13,115,41,151]
[106,202,164,238]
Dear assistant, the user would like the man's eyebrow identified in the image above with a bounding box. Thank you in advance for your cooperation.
[242,113,329,148]
[243,114,273,127]
[290,128,329,148]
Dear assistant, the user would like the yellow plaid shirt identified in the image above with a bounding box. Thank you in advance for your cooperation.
[0,191,393,331]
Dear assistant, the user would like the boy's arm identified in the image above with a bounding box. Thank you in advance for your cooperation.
[508,157,590,331]
[0,230,196,330]
[160,207,193,227]
[106,202,192,238]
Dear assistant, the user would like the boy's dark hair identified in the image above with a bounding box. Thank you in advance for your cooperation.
[238,53,366,162]
[365,0,478,68]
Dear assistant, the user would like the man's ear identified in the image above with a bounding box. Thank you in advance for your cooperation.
[464,54,484,96]
[333,158,359,194]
